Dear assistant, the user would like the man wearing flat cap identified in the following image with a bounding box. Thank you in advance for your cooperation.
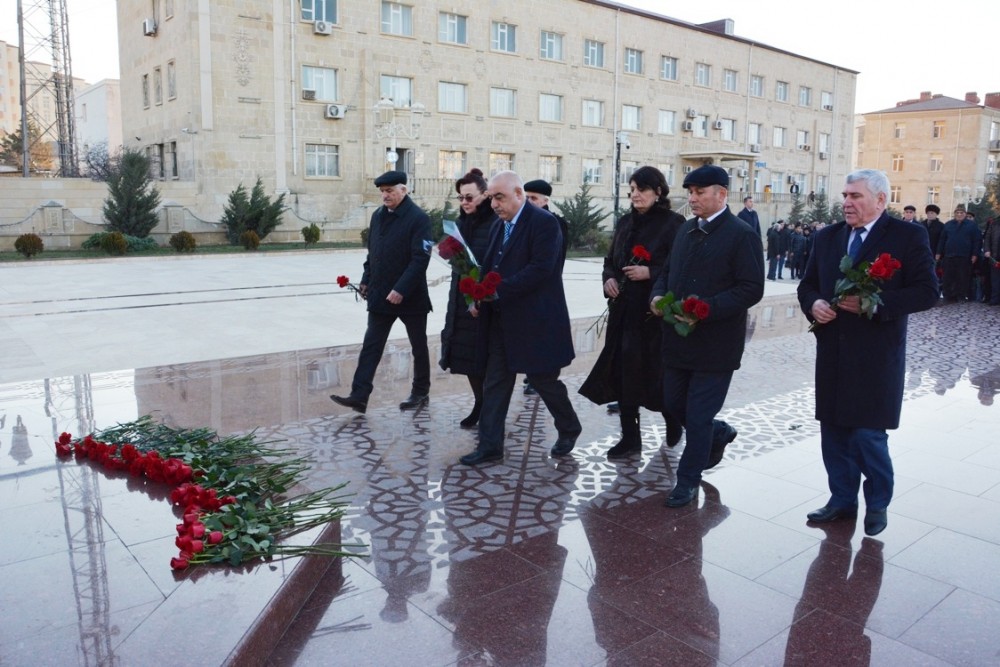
[523,179,569,268]
[331,170,434,413]
[650,164,765,507]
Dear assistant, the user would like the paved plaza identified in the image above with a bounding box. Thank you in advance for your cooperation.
[1,251,999,666]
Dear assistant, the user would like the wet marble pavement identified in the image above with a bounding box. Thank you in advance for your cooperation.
[1,298,999,666]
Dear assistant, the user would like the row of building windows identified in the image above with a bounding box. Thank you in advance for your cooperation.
[296,2,835,108]
[141,62,177,108]
[888,153,997,175]
[892,121,951,140]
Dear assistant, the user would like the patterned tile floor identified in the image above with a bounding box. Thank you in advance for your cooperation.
[2,298,999,666]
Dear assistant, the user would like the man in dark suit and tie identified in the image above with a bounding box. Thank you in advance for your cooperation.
[458,171,582,465]
[737,196,761,238]
[798,169,938,536]
[650,165,765,507]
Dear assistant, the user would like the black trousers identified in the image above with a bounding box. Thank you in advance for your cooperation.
[941,256,972,301]
[350,311,430,399]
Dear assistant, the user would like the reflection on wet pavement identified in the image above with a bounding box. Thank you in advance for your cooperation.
[1,300,999,665]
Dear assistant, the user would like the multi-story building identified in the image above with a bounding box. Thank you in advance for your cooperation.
[75,79,124,161]
[0,41,21,137]
[116,1,857,225]
[856,91,1000,213]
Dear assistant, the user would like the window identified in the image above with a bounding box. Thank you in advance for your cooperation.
[582,158,602,184]
[153,67,162,105]
[660,56,678,81]
[723,69,738,92]
[926,186,940,205]
[624,48,643,74]
[619,160,639,184]
[165,141,178,179]
[167,60,176,100]
[930,154,943,172]
[750,75,763,97]
[776,80,789,102]
[816,175,828,195]
[770,172,785,194]
[438,12,467,45]
[894,123,905,139]
[381,2,412,36]
[695,62,711,87]
[891,154,904,172]
[539,93,563,122]
[306,144,340,177]
[693,115,707,138]
[540,31,563,61]
[890,186,902,204]
[582,99,604,127]
[988,155,997,175]
[584,39,604,68]
[491,21,516,53]
[438,150,466,179]
[821,90,834,109]
[819,132,830,153]
[621,104,641,131]
[302,0,336,22]
[489,152,515,175]
[438,82,467,113]
[539,155,563,183]
[933,121,945,139]
[719,118,735,141]
[773,126,786,148]
[992,121,1000,142]
[490,87,516,117]
[658,109,675,135]
[796,130,810,148]
[660,162,675,186]
[302,65,338,101]
[748,122,761,146]
[142,74,150,108]
[798,86,812,107]
[380,75,412,107]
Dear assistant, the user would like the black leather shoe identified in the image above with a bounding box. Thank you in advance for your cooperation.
[864,509,888,536]
[459,406,480,429]
[705,424,737,469]
[399,393,429,410]
[806,505,858,523]
[330,394,367,414]
[607,439,641,459]
[666,420,684,448]
[550,437,577,457]
[664,484,697,508]
[459,449,503,466]
[606,402,620,414]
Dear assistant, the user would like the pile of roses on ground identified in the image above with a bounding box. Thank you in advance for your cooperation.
[56,416,362,570]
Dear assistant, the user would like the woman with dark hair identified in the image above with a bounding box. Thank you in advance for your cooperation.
[580,165,686,457]
[439,168,497,427]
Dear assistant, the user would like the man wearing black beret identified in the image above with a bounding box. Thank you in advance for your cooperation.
[650,165,765,507]
[331,170,434,413]
[523,179,568,267]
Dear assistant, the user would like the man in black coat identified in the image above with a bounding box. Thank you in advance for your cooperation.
[935,205,980,302]
[737,196,762,238]
[798,169,938,536]
[650,165,765,507]
[458,171,581,465]
[331,170,433,413]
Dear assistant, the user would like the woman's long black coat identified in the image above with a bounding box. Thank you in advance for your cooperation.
[439,199,497,375]
[579,204,685,409]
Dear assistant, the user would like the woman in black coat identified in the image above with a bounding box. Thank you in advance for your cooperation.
[439,168,497,427]
[580,166,685,458]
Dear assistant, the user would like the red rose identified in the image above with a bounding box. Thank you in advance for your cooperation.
[459,276,477,294]
[190,522,206,539]
[170,555,190,570]
[176,535,193,551]
[693,300,710,320]
[483,271,501,288]
[58,432,72,446]
[337,275,350,288]
[438,237,462,260]
[682,297,699,314]
[190,540,205,554]
[632,245,651,262]
[208,530,224,545]
[471,283,488,301]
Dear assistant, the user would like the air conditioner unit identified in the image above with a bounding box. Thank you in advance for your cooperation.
[313,20,333,35]
[682,120,694,132]
[684,166,694,173]
[324,103,347,119]
[822,104,834,111]
[798,144,811,151]
[686,108,698,118]
[787,175,797,184]
[142,18,157,36]
[302,89,317,101]
[819,151,828,160]
[737,168,748,177]
[990,139,1000,150]
[712,120,724,130]
[750,143,761,153]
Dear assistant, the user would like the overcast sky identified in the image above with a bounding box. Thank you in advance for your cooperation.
[0,0,994,114]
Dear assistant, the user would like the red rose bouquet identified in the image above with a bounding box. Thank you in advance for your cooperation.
[434,219,501,306]
[808,252,902,332]
[336,275,363,301]
[587,244,652,336]
[654,291,710,337]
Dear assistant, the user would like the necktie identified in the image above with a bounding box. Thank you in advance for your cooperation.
[503,221,513,246]
[848,229,866,261]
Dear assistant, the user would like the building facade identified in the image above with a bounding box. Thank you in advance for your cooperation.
[75,79,124,162]
[117,0,857,226]
[856,91,1000,213]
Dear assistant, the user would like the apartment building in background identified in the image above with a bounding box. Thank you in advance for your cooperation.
[117,0,857,224]
[856,91,1000,213]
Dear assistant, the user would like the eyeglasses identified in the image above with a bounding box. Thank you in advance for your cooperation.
[454,194,481,202]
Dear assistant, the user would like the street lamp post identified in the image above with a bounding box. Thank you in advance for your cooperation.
[373,96,424,174]
[612,131,630,220]
[953,183,986,210]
